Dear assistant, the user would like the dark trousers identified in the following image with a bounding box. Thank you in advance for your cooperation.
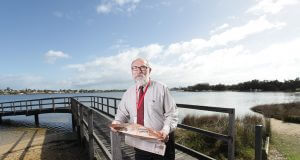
[135,132,175,160]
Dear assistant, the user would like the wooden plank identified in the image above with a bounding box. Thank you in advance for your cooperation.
[175,143,215,160]
[178,124,230,141]
[88,109,94,160]
[177,103,234,113]
[34,114,39,127]
[228,110,235,160]
[80,104,84,144]
[110,131,122,160]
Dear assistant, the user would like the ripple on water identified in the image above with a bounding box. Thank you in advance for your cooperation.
[0,113,72,134]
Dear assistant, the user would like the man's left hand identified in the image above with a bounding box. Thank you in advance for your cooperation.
[159,130,169,142]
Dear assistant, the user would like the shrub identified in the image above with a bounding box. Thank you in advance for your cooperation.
[176,114,265,160]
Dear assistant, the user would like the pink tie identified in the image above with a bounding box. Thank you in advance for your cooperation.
[137,86,144,125]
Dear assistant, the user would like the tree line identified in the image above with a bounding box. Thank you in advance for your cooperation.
[178,78,300,92]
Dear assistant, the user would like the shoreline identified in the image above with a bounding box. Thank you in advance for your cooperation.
[0,124,87,160]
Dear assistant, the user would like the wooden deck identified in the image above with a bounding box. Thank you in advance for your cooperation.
[90,108,198,160]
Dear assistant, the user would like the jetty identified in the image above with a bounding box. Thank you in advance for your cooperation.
[0,96,235,160]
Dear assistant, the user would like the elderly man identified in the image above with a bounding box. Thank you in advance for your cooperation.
[112,57,178,160]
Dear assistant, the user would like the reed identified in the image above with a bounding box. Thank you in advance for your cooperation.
[176,114,266,160]
[251,102,300,123]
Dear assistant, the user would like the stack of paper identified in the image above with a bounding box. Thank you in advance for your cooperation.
[110,123,166,155]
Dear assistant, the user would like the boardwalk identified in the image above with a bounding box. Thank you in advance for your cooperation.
[1,96,236,160]
[89,106,198,160]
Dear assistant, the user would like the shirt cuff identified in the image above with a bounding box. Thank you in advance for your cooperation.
[112,120,121,124]
[162,125,170,135]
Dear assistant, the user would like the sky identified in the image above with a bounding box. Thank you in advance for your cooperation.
[1,0,300,90]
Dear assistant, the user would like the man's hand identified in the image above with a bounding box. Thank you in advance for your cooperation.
[111,120,121,132]
[159,130,169,142]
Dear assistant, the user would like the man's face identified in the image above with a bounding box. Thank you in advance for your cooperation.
[131,59,151,86]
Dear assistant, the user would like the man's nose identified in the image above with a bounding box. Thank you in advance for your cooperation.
[138,68,143,72]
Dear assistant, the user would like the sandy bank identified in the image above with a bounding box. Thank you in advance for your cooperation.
[0,126,87,160]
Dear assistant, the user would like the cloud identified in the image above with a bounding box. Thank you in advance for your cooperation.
[67,17,292,89]
[208,16,285,46]
[114,0,140,6]
[163,16,285,56]
[0,74,45,89]
[210,23,229,34]
[44,50,70,64]
[0,74,76,89]
[97,4,112,14]
[96,0,141,14]
[64,15,294,89]
[247,0,299,14]
[66,44,163,89]
[65,37,300,89]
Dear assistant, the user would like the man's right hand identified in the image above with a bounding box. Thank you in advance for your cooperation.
[110,120,121,132]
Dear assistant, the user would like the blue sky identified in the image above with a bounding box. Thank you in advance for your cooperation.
[1,0,300,90]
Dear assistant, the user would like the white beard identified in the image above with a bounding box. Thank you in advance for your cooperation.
[135,76,148,87]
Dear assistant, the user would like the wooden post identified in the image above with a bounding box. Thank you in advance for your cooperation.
[101,98,103,111]
[90,97,93,108]
[76,103,81,139]
[39,100,42,112]
[34,114,39,127]
[52,98,55,111]
[110,131,122,160]
[255,125,263,160]
[93,97,96,109]
[79,104,84,144]
[13,102,15,113]
[107,99,109,115]
[97,97,99,109]
[68,98,71,109]
[228,109,235,160]
[88,109,94,160]
[72,115,76,132]
[64,98,66,108]
[114,99,117,114]
[26,101,28,115]
[1,103,3,114]
[262,137,269,160]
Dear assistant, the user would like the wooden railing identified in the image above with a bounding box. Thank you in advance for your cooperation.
[0,97,71,126]
[72,96,235,160]
[1,96,236,160]
[0,97,71,115]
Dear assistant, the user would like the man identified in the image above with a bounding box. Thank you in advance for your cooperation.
[112,57,178,160]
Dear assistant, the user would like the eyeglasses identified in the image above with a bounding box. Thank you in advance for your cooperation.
[131,65,148,71]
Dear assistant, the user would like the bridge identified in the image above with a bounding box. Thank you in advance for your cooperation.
[0,96,235,160]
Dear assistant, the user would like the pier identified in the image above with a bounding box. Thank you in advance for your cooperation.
[0,96,235,160]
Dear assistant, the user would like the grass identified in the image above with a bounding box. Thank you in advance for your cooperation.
[271,132,300,160]
[251,102,300,124]
[252,102,300,159]
[175,114,266,160]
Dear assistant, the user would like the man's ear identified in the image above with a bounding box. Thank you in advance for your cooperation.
[149,68,152,73]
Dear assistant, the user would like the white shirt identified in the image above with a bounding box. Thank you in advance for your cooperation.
[114,80,178,134]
